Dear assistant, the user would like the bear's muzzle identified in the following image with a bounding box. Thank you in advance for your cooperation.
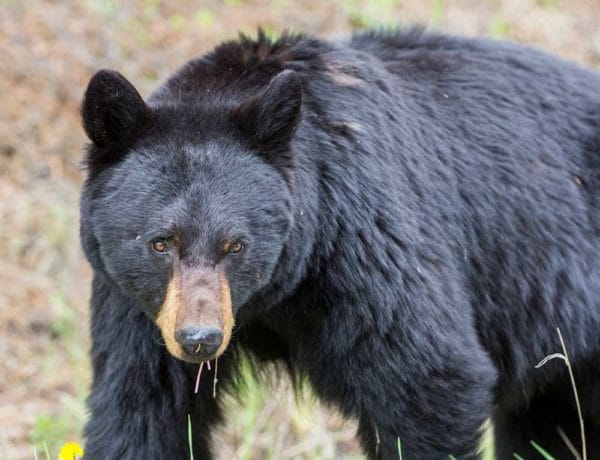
[156,265,234,363]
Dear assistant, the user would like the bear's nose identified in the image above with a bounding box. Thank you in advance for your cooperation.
[175,326,223,359]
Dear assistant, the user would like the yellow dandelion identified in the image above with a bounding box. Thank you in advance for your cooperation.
[58,442,84,460]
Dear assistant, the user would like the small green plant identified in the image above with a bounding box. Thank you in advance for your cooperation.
[29,415,70,456]
[29,396,86,457]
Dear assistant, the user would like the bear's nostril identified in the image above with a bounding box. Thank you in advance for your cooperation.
[175,326,224,358]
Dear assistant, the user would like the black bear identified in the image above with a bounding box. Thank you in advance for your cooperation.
[80,29,600,459]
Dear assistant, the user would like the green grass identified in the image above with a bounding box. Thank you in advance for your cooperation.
[26,334,587,459]
[530,440,556,460]
[224,358,363,459]
[28,287,89,457]
[194,8,216,28]
[537,0,557,8]
[30,413,77,457]
[188,414,195,460]
[430,0,446,26]
[344,0,401,29]
[488,17,510,39]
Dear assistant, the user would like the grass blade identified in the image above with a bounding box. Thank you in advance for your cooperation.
[557,327,586,460]
[43,442,51,460]
[535,327,586,460]
[530,440,556,460]
[557,426,581,460]
[535,353,565,368]
[188,414,194,460]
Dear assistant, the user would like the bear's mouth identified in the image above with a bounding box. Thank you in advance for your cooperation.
[155,266,234,363]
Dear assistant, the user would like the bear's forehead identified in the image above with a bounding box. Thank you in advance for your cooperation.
[130,138,237,168]
[145,103,239,140]
[111,140,271,200]
[99,147,255,230]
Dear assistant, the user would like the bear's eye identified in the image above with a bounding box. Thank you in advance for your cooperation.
[151,238,169,254]
[225,241,244,255]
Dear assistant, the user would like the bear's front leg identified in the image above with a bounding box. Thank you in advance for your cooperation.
[307,309,497,459]
[353,337,496,459]
[84,275,225,460]
[344,342,496,459]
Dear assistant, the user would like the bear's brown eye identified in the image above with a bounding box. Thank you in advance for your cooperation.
[151,239,168,253]
[227,241,244,254]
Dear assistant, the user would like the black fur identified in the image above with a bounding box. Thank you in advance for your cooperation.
[234,69,303,178]
[80,28,600,459]
[81,70,153,169]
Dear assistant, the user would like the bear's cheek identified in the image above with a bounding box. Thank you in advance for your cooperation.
[225,246,282,308]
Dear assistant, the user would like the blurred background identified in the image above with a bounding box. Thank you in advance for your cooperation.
[1,0,599,458]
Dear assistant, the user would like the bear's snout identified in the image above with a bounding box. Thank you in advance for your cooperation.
[175,326,224,360]
[155,266,234,362]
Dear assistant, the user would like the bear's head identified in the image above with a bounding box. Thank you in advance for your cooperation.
[80,68,302,363]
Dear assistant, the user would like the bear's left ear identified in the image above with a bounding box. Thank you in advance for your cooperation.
[234,70,302,173]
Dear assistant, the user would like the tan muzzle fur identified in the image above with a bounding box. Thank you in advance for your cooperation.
[155,266,234,361]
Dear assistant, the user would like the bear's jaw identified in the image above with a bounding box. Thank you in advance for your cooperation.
[155,265,234,363]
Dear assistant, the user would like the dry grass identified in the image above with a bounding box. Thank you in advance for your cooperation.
[1,1,599,458]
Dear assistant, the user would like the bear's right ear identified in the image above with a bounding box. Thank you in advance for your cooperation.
[234,70,302,176]
[81,70,152,162]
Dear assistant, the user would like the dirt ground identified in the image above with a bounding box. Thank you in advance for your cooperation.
[1,0,599,459]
